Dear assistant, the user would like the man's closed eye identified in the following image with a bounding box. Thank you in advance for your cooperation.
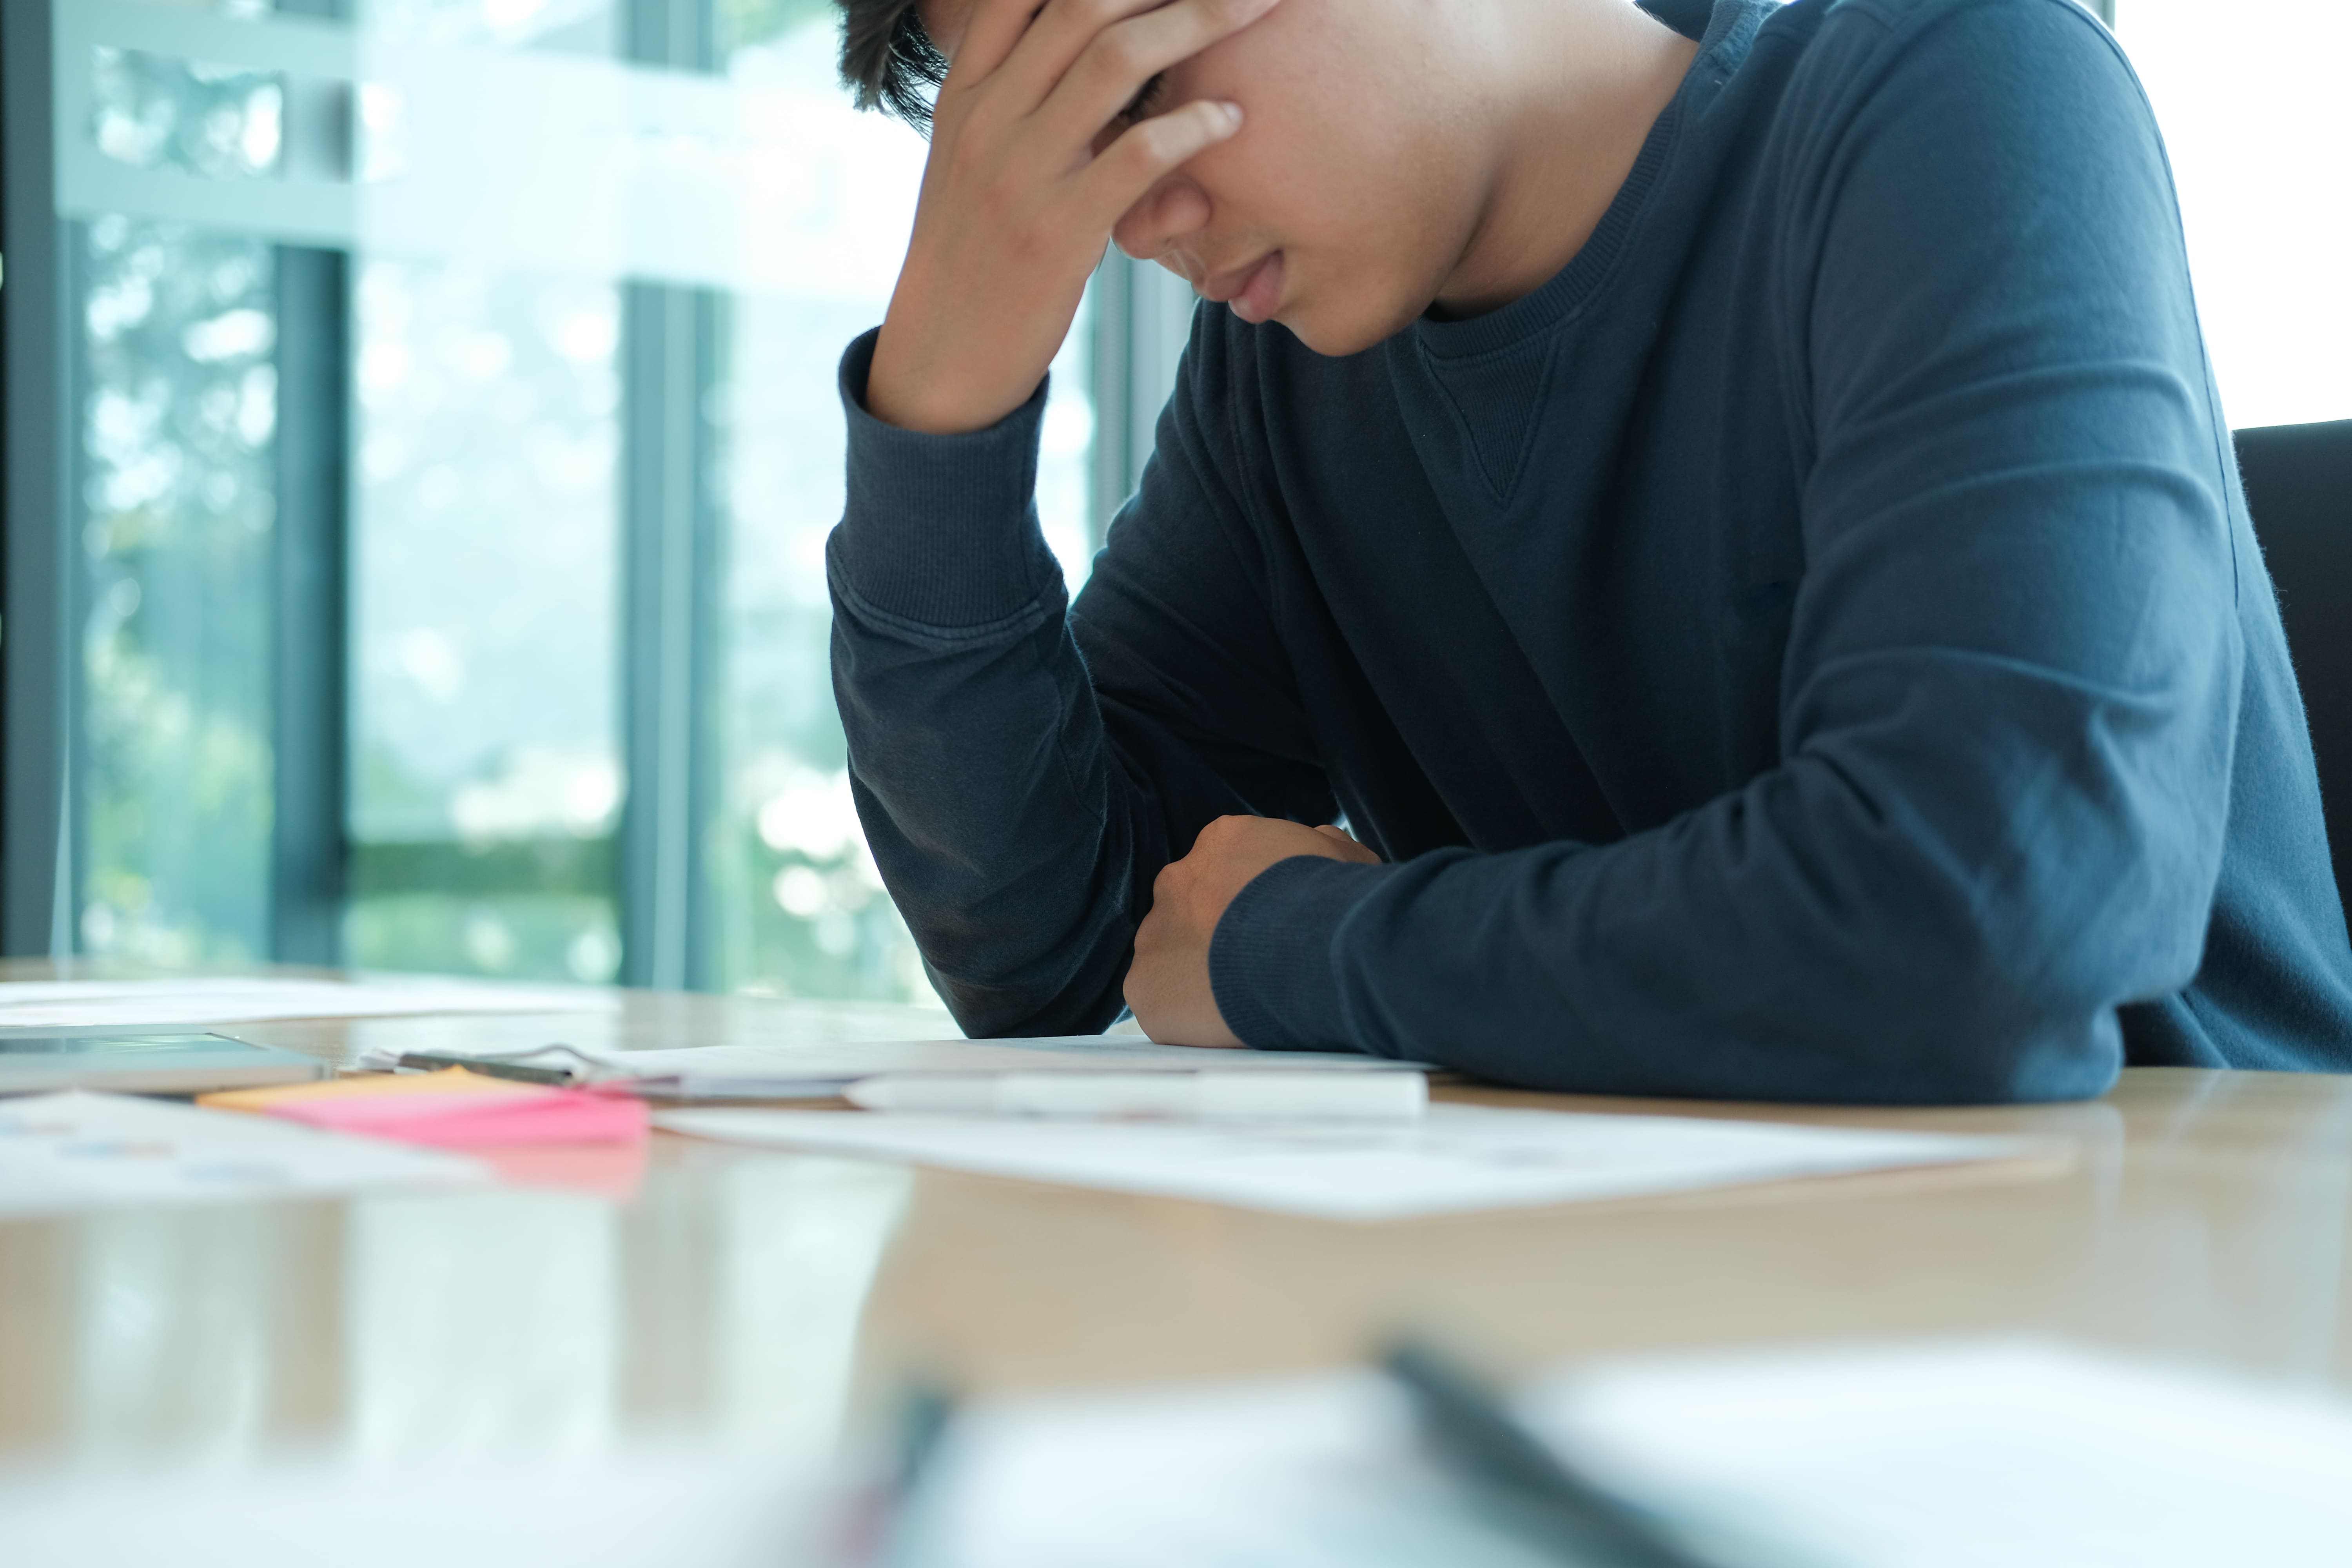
[1120,71,1167,123]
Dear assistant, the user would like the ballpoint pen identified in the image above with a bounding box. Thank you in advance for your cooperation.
[391,1050,580,1085]
[1383,1339,1728,1568]
[836,1378,958,1568]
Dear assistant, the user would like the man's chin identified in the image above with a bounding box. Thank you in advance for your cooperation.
[1282,297,1431,359]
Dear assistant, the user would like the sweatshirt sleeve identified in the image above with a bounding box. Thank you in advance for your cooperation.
[829,324,1336,1037]
[1209,0,2243,1103]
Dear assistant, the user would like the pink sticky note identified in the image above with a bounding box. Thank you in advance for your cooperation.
[271,1085,648,1149]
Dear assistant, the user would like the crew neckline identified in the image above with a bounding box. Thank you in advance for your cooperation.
[1411,0,1752,363]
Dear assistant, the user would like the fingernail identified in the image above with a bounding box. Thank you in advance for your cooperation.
[1216,101,1243,131]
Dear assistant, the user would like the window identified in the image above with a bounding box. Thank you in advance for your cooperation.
[2114,0,2352,428]
[13,0,1185,1005]
[74,10,288,965]
[79,217,279,965]
[343,256,627,982]
[704,10,1098,1002]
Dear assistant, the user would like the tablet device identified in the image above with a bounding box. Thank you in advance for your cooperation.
[0,1033,328,1095]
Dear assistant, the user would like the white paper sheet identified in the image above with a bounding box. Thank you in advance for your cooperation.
[653,1102,2041,1221]
[6,1339,2340,1568]
[911,1340,2352,1568]
[367,1036,1425,1096]
[0,1448,823,1568]
[0,1091,488,1214]
[0,975,619,1030]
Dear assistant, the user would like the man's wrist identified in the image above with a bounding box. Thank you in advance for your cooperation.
[865,326,1039,437]
[832,328,1063,630]
[1207,855,1392,1051]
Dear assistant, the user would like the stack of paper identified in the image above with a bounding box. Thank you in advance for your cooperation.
[653,1102,2046,1221]
[362,1034,1426,1100]
[0,1091,486,1216]
[0,975,618,1030]
[202,1068,648,1148]
[0,1446,824,1568]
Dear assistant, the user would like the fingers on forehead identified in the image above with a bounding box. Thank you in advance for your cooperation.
[1019,0,1210,63]
[959,0,1185,110]
[950,0,1051,73]
[1092,0,1282,96]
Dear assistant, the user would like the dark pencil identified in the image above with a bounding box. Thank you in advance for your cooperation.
[1383,1339,1727,1568]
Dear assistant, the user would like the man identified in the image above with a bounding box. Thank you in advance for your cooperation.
[824,0,2352,1100]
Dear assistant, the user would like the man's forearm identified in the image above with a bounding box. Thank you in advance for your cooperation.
[828,331,1140,1035]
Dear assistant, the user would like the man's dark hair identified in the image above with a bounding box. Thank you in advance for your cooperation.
[838,0,951,129]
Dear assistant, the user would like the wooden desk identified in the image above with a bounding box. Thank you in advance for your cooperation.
[3,972,2348,1472]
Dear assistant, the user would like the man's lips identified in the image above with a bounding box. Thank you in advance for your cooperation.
[1200,252,1285,323]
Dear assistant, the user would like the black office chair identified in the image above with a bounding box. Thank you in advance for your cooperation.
[2238,418,2352,905]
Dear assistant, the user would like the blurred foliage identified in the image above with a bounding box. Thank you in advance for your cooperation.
[715,0,833,56]
[90,49,283,179]
[351,837,615,899]
[344,250,625,978]
[715,829,927,1003]
[66,1,975,1013]
[78,218,278,966]
[345,891,622,982]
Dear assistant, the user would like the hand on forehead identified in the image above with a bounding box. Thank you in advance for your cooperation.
[920,0,1191,65]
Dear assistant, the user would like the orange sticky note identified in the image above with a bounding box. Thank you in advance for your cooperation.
[200,1067,536,1112]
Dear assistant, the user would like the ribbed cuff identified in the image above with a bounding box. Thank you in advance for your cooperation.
[832,328,1062,629]
[1209,856,1394,1053]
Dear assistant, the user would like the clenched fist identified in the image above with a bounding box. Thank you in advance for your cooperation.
[1125,815,1379,1046]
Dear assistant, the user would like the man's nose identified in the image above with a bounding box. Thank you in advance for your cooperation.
[1112,177,1212,270]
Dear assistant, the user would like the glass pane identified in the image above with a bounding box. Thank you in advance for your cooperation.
[353,0,618,54]
[2116,1,2352,427]
[713,0,829,57]
[343,260,625,983]
[339,0,626,984]
[707,13,1098,1004]
[77,218,279,965]
[60,0,1100,996]
[90,49,283,179]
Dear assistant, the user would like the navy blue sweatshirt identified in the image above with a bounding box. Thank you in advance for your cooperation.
[828,0,2352,1102]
